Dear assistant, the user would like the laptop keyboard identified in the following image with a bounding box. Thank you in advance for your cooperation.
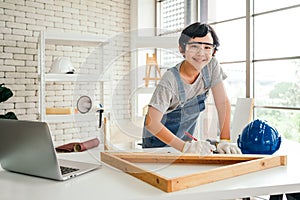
[60,166,79,175]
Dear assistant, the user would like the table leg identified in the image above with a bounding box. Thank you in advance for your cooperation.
[286,192,300,200]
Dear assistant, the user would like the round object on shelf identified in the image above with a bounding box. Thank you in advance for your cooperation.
[77,96,92,114]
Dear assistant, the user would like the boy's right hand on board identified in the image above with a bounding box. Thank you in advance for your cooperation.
[182,140,216,155]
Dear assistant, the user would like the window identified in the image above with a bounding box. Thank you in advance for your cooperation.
[154,0,300,142]
[201,0,249,139]
[207,0,246,22]
[130,1,185,126]
[206,0,300,142]
[253,2,300,142]
[157,0,185,35]
[253,6,300,59]
[156,0,185,72]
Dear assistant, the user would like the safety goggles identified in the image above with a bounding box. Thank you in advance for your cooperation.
[185,42,215,54]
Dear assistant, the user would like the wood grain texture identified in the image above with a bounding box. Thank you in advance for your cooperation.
[101,152,287,192]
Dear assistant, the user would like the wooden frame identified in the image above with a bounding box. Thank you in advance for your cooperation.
[101,152,287,193]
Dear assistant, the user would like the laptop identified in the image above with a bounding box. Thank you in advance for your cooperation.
[0,119,101,180]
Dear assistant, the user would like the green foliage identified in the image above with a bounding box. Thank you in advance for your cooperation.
[0,83,17,120]
[257,81,300,142]
[0,84,13,103]
[269,82,300,106]
[257,109,300,142]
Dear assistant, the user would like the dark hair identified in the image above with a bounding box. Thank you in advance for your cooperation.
[179,22,220,54]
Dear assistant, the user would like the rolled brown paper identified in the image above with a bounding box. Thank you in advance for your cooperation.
[73,138,100,152]
[56,138,100,152]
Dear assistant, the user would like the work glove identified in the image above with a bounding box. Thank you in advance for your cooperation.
[182,140,216,155]
[216,140,241,154]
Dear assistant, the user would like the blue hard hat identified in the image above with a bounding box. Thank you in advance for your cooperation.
[237,119,281,154]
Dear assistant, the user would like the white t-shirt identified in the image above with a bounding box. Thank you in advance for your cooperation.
[149,57,227,114]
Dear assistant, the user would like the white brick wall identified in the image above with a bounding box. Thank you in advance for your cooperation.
[0,0,131,146]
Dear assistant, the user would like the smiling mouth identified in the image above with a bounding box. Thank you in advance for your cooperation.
[192,56,207,63]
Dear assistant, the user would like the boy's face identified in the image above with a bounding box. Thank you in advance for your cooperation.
[181,32,215,71]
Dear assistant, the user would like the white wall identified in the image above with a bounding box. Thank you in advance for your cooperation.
[0,0,131,146]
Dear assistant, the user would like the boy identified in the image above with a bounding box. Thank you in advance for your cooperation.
[142,22,241,155]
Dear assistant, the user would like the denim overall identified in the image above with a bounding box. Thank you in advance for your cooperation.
[142,66,211,148]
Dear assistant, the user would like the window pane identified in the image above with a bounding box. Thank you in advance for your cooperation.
[157,48,183,73]
[254,0,300,13]
[254,59,300,107]
[222,62,246,101]
[208,0,246,22]
[254,7,300,59]
[255,108,300,142]
[213,19,246,62]
[158,0,185,34]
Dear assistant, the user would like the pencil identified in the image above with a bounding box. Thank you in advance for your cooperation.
[184,131,198,141]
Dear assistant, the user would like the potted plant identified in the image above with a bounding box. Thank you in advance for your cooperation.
[0,83,17,119]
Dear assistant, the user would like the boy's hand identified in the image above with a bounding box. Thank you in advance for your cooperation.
[217,140,241,154]
[182,140,216,155]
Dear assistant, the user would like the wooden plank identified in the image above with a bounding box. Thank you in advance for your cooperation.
[106,152,265,164]
[170,155,287,192]
[101,152,170,192]
[143,77,161,80]
[46,107,73,114]
[101,152,287,193]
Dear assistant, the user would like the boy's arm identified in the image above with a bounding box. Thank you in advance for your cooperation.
[212,82,241,154]
[145,106,215,154]
[211,81,231,140]
[145,106,185,151]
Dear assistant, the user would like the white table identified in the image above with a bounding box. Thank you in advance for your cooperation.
[1,139,300,200]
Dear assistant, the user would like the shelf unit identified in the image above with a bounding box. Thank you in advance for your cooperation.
[38,31,109,123]
[44,73,108,82]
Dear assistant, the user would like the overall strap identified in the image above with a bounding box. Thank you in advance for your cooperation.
[169,67,186,104]
[201,66,211,89]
